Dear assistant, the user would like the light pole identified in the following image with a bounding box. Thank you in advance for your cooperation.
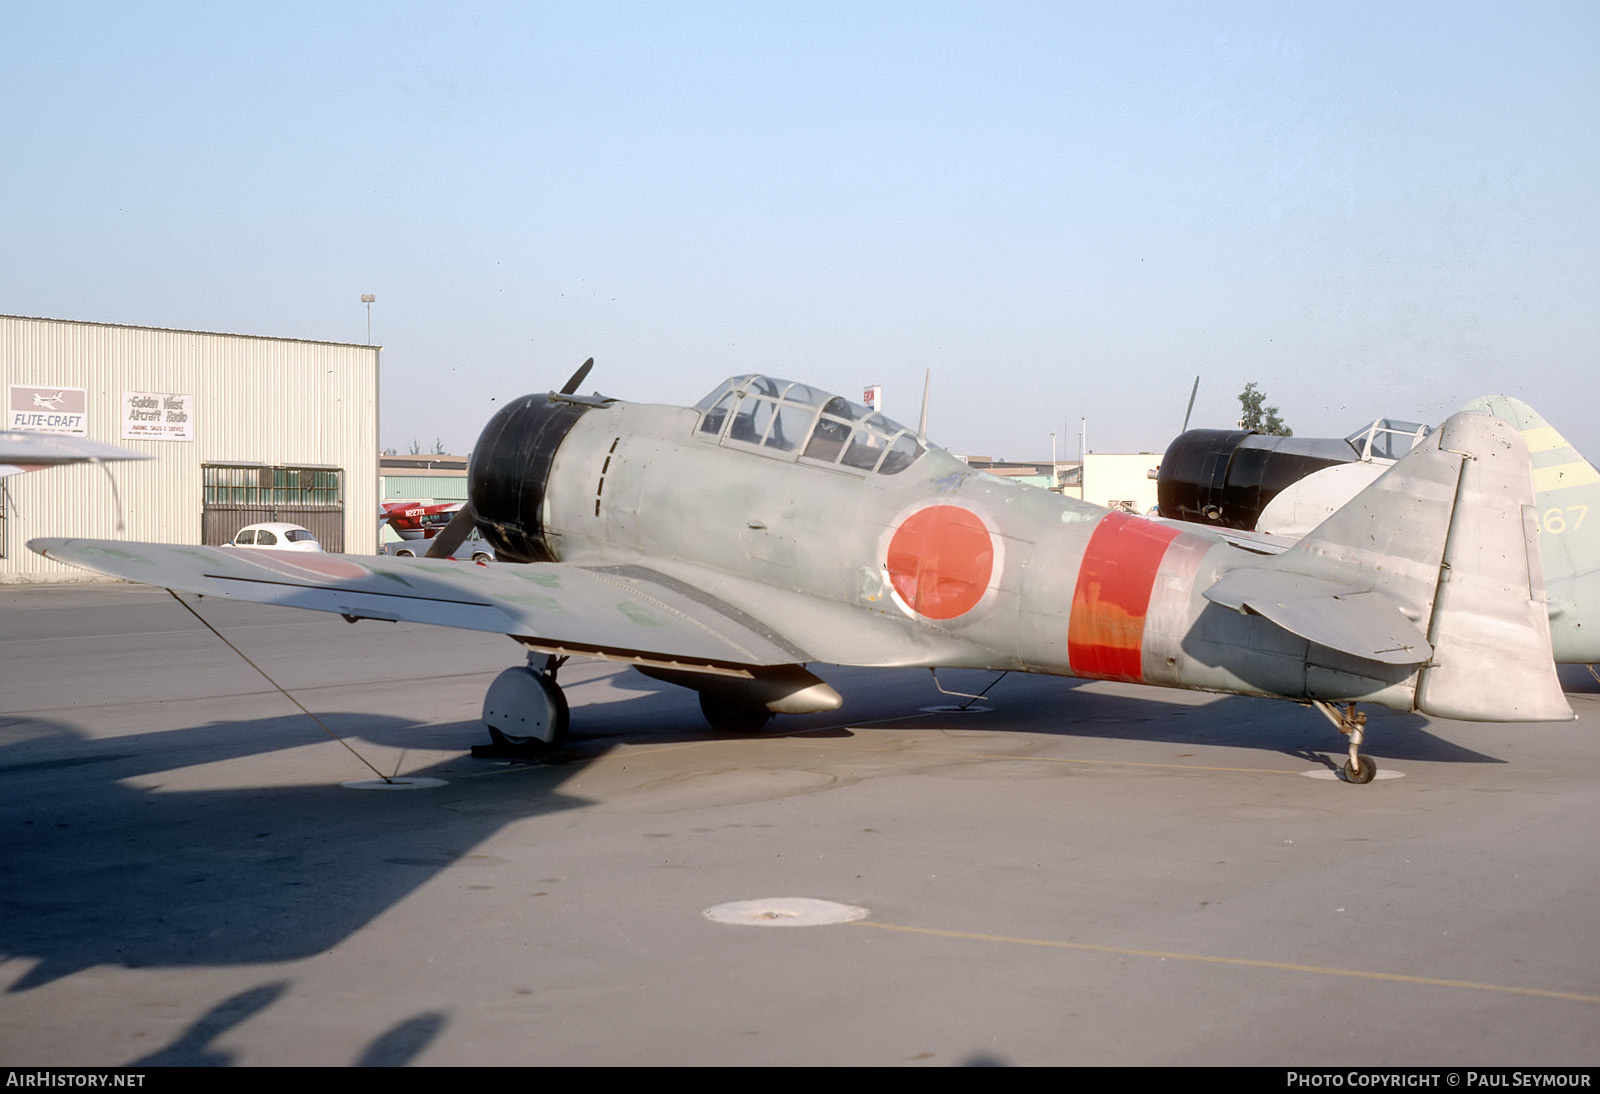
[361,294,376,344]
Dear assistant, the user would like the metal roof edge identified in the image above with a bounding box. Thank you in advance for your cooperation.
[1,313,382,352]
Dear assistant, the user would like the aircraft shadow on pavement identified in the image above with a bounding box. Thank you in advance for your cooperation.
[0,712,594,992]
[953,673,1508,770]
[0,670,904,996]
[0,661,1514,994]
[624,664,1509,771]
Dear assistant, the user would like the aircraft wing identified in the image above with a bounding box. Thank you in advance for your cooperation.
[28,539,815,671]
[0,432,150,477]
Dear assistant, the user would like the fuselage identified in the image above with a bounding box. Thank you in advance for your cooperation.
[467,378,1423,715]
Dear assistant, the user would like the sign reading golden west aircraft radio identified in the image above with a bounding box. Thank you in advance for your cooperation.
[121,391,195,441]
[32,364,1573,784]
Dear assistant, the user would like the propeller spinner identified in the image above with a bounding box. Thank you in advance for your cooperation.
[424,357,597,560]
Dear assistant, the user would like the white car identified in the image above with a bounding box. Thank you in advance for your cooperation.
[222,522,325,552]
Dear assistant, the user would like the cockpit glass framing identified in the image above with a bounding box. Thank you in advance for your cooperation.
[1343,418,1432,462]
[693,374,925,475]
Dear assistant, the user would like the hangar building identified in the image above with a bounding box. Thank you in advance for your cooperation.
[2,314,379,583]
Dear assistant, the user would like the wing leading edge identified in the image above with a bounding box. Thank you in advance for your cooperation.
[28,539,811,672]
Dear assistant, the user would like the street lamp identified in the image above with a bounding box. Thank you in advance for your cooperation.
[361,294,376,344]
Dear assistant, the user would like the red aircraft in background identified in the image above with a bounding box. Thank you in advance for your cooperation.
[379,500,464,541]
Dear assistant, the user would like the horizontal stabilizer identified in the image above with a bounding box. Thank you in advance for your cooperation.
[1204,570,1432,665]
[1213,529,1289,556]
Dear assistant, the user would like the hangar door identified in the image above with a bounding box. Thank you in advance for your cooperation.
[202,464,344,551]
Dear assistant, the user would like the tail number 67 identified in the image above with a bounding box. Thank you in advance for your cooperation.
[1542,505,1588,535]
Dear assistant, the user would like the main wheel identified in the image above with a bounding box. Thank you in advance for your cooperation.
[699,693,772,733]
[483,666,569,746]
[1343,754,1377,784]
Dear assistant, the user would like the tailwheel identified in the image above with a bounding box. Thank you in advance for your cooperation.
[699,693,773,733]
[475,654,570,758]
[1343,754,1377,784]
[1311,701,1378,784]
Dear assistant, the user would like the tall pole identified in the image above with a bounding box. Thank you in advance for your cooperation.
[361,293,376,344]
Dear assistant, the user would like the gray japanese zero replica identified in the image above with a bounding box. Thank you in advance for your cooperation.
[31,362,1573,784]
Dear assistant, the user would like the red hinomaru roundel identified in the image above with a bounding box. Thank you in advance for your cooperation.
[885,504,995,620]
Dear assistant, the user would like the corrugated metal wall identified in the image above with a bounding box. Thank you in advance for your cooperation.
[380,475,468,502]
[2,314,379,582]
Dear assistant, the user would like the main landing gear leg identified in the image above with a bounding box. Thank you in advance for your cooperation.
[473,653,570,759]
[1311,701,1375,784]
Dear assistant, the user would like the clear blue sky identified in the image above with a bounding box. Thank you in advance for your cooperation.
[4,1,1596,459]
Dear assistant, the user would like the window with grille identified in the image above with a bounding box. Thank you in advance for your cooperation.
[202,465,342,506]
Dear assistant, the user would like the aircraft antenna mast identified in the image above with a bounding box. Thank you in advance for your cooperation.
[917,369,931,442]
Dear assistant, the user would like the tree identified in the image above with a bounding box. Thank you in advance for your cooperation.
[409,437,421,455]
[1238,382,1292,436]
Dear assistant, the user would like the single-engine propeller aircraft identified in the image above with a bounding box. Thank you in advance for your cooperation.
[380,499,465,541]
[32,363,1573,783]
[1154,395,1600,665]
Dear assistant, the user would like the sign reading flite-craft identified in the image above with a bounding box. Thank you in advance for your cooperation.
[8,385,88,435]
[122,391,194,441]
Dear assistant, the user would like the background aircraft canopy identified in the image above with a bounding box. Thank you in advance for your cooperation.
[1342,418,1432,462]
[693,374,924,475]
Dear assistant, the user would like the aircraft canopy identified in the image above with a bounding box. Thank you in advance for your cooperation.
[1344,418,1431,461]
[693,375,925,475]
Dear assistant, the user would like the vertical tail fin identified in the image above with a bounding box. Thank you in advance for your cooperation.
[1462,395,1600,663]
[1254,409,1569,721]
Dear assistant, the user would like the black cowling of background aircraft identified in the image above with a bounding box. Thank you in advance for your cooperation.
[1155,430,1357,530]
[1155,414,1433,531]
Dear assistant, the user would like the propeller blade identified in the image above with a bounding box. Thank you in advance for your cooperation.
[1181,375,1200,433]
[424,505,477,559]
[560,357,595,396]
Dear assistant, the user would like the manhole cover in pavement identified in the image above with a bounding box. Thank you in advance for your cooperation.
[703,897,869,927]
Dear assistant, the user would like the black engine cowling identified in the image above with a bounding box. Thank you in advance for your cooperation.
[1155,429,1356,530]
[468,393,590,563]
